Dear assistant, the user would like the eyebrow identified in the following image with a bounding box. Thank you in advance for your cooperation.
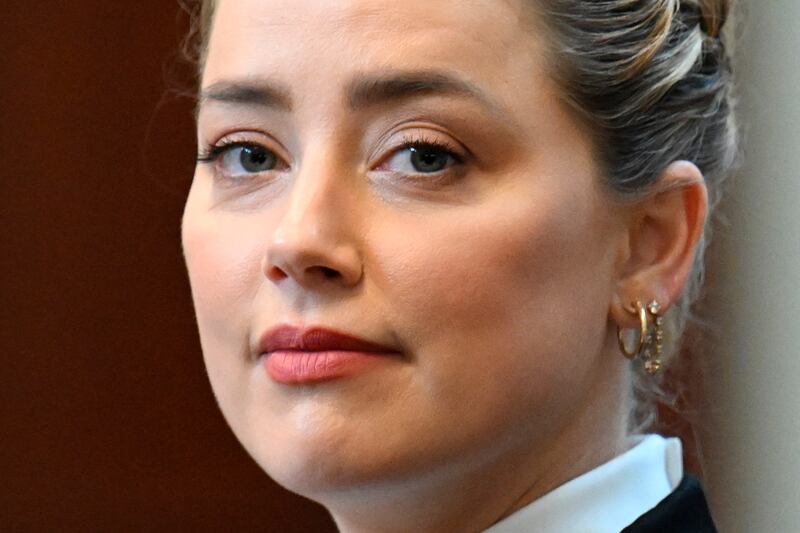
[198,70,510,120]
[199,79,293,112]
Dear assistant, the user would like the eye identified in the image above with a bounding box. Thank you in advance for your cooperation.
[197,140,283,180]
[220,143,278,174]
[382,142,461,174]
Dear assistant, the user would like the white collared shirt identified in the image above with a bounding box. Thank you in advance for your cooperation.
[484,434,684,533]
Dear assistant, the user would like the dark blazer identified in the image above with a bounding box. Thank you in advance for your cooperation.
[621,475,717,532]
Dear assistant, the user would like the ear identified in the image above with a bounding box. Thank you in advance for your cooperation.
[611,161,708,327]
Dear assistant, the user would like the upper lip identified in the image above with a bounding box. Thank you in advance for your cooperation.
[258,325,400,354]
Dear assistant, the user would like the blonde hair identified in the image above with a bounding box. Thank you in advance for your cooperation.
[534,0,739,429]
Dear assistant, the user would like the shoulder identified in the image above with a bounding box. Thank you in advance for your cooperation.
[621,474,717,533]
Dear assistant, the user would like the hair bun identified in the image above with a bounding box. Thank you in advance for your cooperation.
[695,0,731,39]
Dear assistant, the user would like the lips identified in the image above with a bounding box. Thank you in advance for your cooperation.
[258,325,399,355]
[258,325,400,384]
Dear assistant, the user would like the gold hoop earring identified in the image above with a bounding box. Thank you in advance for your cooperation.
[617,301,647,359]
[617,299,664,375]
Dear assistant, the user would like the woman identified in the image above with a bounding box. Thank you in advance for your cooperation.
[181,0,736,531]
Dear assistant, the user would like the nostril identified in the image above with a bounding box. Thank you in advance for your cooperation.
[319,266,340,279]
[266,265,289,281]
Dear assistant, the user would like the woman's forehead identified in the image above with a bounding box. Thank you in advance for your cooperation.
[210,0,530,36]
[204,0,543,90]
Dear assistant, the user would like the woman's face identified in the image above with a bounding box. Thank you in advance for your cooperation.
[183,0,628,501]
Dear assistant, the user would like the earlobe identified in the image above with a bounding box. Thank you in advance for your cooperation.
[611,160,708,326]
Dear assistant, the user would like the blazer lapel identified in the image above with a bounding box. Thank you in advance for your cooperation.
[621,474,717,533]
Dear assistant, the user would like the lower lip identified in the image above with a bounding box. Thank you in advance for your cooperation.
[263,350,393,384]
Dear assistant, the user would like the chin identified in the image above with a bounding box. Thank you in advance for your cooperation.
[230,407,408,497]
[255,435,411,501]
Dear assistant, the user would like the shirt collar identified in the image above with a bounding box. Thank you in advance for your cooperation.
[484,434,683,533]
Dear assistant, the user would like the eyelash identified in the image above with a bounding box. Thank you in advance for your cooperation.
[195,133,466,181]
[196,139,261,164]
[392,134,465,165]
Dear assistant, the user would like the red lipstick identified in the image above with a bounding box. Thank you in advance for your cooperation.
[259,325,399,384]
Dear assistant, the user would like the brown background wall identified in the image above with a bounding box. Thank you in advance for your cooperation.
[1,2,335,530]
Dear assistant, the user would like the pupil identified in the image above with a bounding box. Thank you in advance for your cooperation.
[240,146,275,172]
[410,147,448,172]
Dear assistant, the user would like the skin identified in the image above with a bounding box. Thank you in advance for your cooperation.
[181,0,708,531]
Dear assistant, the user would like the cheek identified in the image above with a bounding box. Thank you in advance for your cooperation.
[182,190,264,319]
[371,186,616,415]
[181,196,265,379]
[183,229,257,314]
[182,197,276,440]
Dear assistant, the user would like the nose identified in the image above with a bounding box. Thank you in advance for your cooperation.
[263,159,363,290]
